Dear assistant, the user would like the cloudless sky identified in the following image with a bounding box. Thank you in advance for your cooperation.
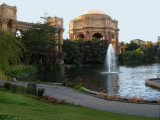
[1,0,160,43]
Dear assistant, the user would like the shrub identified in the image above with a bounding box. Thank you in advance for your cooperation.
[17,86,25,94]
[132,96,138,102]
[4,82,11,90]
[78,88,88,93]
[47,97,57,103]
[36,96,41,100]
[25,86,36,95]
[44,96,49,100]
[62,81,67,86]
[139,98,144,102]
[128,97,133,102]
[61,100,67,104]
[119,97,124,100]
[107,95,114,99]
[11,84,18,93]
[97,92,106,97]
[113,95,119,100]
[56,100,62,104]
[37,88,45,97]
[40,98,45,102]
[5,65,37,79]
[73,84,81,89]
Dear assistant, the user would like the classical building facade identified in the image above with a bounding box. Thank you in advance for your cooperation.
[0,3,64,55]
[69,9,120,52]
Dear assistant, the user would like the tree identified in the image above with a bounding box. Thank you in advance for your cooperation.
[62,39,80,64]
[126,42,140,51]
[144,42,155,61]
[155,42,160,59]
[20,23,57,65]
[0,30,24,70]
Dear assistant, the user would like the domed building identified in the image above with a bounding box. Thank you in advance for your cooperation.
[69,9,120,52]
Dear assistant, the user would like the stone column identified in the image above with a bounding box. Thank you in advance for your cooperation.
[105,33,108,40]
[84,32,88,41]
[1,20,7,31]
[89,33,92,39]
[116,33,119,52]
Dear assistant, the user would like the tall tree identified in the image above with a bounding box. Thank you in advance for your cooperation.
[126,42,140,51]
[0,30,24,70]
[20,23,57,65]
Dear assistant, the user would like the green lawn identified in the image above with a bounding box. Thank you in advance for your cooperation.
[0,91,158,120]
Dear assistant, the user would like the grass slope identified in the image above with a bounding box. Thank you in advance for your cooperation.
[0,91,157,120]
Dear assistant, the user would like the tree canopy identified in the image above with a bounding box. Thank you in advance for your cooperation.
[20,23,58,64]
[0,30,24,70]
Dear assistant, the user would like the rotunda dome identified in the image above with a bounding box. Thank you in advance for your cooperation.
[84,9,106,15]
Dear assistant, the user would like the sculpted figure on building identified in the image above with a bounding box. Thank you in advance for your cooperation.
[69,9,120,52]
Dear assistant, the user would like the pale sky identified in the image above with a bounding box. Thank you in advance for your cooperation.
[1,0,160,43]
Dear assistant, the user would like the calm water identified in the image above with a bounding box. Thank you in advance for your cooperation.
[21,63,160,100]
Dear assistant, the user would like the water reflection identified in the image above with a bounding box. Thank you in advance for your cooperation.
[20,63,160,100]
[106,73,119,95]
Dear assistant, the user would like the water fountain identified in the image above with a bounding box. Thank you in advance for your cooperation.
[101,44,117,74]
[106,44,117,73]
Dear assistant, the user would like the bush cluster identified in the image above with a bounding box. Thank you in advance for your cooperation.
[36,95,70,105]
[3,82,44,97]
[5,65,37,79]
[62,39,109,64]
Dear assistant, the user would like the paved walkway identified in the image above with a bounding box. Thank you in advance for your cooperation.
[3,81,160,118]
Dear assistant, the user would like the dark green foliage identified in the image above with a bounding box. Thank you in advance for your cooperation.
[118,50,145,63]
[0,113,22,120]
[5,64,37,79]
[62,39,80,64]
[20,23,58,65]
[25,86,36,95]
[3,82,39,96]
[143,42,156,61]
[62,39,108,64]
[37,88,45,97]
[4,82,11,90]
[11,84,18,93]
[0,31,24,71]
[126,42,140,51]
[17,86,25,94]
[119,42,160,63]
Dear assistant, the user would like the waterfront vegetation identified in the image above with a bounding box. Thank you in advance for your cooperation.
[0,91,156,120]
[62,38,108,65]
[118,41,160,63]
[0,23,59,79]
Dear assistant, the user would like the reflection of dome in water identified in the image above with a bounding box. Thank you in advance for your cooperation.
[84,9,106,15]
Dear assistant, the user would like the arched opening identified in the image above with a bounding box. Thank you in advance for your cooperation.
[92,33,103,40]
[77,33,84,40]
[7,20,12,32]
[111,34,115,39]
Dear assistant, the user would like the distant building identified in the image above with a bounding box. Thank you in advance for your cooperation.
[131,39,144,45]
[69,9,120,52]
[0,3,64,57]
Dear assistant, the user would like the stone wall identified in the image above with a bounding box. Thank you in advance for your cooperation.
[145,78,160,89]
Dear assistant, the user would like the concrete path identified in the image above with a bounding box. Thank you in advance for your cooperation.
[3,81,160,118]
[37,84,160,118]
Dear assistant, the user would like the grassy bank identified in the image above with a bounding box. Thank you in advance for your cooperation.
[5,64,37,79]
[0,91,157,120]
